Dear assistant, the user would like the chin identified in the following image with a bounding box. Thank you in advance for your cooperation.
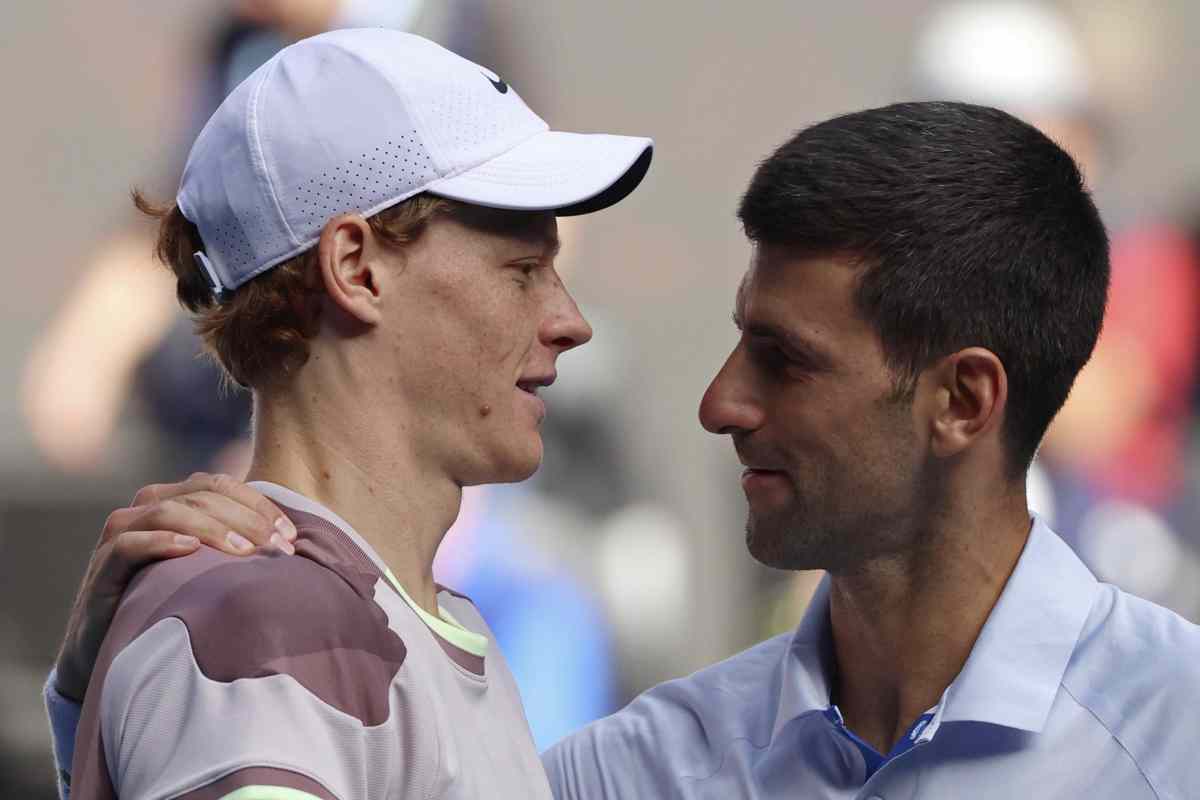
[491,439,544,484]
[745,511,832,571]
[746,522,790,569]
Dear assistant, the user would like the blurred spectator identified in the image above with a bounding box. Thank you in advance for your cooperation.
[915,0,1200,619]
[22,1,425,477]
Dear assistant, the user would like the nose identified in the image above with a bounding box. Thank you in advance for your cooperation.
[699,344,764,435]
[541,280,594,354]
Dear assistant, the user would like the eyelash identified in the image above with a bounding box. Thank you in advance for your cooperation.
[513,263,537,289]
[753,342,789,367]
[747,339,812,378]
[734,316,814,376]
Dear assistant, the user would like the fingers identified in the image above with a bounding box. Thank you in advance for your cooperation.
[130,472,297,552]
[100,505,150,548]
[101,530,201,589]
[125,498,291,556]
[53,530,203,702]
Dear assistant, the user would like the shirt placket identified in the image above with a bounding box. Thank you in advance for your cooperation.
[819,702,943,800]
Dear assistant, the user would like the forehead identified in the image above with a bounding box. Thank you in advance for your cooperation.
[737,244,877,353]
[449,206,559,252]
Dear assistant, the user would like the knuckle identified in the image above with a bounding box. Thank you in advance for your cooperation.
[178,494,205,511]
[153,498,183,519]
[132,484,161,507]
[249,513,273,537]
[210,473,233,494]
[188,471,209,482]
[102,508,128,538]
[112,530,139,558]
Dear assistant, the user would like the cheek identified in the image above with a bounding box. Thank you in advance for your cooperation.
[773,389,894,471]
[421,292,524,369]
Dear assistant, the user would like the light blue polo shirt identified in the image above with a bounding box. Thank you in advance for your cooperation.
[543,517,1200,799]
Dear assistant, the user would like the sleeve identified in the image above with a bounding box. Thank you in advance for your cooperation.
[44,667,83,800]
[542,690,694,800]
[541,722,654,800]
[99,617,346,799]
[96,556,412,800]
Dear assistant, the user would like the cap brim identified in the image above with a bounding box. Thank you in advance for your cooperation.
[426,131,653,216]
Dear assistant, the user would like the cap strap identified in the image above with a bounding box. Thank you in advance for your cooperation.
[193,251,228,302]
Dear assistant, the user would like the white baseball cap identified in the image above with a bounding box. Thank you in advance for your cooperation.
[179,28,653,296]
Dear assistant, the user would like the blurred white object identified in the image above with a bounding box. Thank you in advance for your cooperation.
[597,504,691,660]
[1026,458,1057,527]
[1078,500,1184,606]
[913,0,1090,113]
[335,0,425,31]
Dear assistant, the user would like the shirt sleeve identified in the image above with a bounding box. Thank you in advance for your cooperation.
[44,667,83,800]
[99,617,348,799]
[542,721,656,800]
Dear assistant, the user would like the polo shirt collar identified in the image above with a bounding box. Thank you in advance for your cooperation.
[770,515,1099,745]
[771,577,836,744]
[939,515,1098,731]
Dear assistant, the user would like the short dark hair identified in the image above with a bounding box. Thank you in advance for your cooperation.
[738,101,1109,474]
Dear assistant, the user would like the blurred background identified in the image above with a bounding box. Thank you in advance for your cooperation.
[4,0,1200,793]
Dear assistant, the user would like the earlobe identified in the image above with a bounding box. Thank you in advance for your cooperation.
[317,215,383,326]
[929,348,1007,458]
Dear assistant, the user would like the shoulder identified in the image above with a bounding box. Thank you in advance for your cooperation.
[543,632,792,797]
[1062,583,1200,797]
[112,548,406,725]
[1066,582,1200,700]
[96,550,416,799]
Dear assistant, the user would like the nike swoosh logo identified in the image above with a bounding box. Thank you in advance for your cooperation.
[483,72,508,94]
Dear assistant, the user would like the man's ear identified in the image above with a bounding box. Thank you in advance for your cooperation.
[927,347,1008,459]
[316,215,383,326]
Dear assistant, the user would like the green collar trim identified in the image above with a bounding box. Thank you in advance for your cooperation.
[383,567,488,658]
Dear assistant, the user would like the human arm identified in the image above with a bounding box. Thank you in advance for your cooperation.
[46,473,295,797]
[81,549,408,799]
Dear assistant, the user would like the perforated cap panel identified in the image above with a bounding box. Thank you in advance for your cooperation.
[177,29,650,293]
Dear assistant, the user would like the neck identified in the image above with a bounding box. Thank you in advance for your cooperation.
[827,489,1032,754]
[245,383,461,617]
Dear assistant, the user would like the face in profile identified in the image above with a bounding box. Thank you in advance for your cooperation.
[698,245,929,574]
[378,209,592,486]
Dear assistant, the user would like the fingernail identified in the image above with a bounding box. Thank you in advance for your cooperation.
[226,531,254,553]
[174,534,199,548]
[270,532,296,555]
[275,517,298,541]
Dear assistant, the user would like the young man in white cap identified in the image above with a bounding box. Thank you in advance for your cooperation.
[54,27,651,800]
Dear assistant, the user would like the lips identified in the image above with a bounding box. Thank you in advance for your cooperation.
[515,372,554,422]
[741,466,790,495]
[516,372,556,395]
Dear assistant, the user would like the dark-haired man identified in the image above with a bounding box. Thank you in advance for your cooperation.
[543,102,1198,799]
[49,103,1199,799]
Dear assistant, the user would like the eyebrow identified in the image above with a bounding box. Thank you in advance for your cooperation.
[509,231,560,260]
[731,307,834,369]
